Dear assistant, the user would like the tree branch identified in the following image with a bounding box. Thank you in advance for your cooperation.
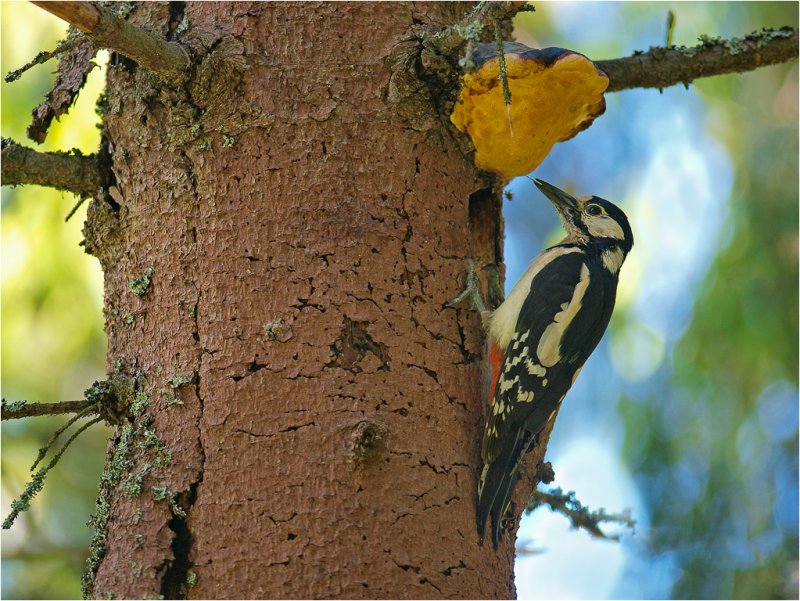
[526,487,636,540]
[5,30,82,83]
[2,138,101,197]
[31,1,190,82]
[598,27,798,92]
[1,398,96,421]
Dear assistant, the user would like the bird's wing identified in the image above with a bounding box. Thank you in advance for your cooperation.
[481,249,587,464]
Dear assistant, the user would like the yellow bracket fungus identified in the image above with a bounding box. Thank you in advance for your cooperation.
[451,43,609,181]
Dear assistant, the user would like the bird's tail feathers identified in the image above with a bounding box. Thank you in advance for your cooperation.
[476,427,529,546]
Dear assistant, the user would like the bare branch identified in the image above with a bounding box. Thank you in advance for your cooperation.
[31,1,190,82]
[1,398,96,421]
[2,138,101,197]
[598,27,798,92]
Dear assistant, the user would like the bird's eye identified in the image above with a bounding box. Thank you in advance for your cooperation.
[586,204,602,216]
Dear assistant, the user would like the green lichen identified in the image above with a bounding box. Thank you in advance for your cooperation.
[123,313,135,326]
[123,462,151,496]
[170,374,190,389]
[155,448,173,467]
[115,2,135,19]
[83,423,134,596]
[453,20,484,44]
[176,15,189,34]
[134,417,173,467]
[159,388,183,406]
[2,399,27,413]
[222,133,237,147]
[152,485,169,502]
[128,268,154,297]
[130,391,150,417]
[698,33,721,46]
[186,572,198,588]
[137,427,161,450]
[82,373,182,594]
[2,469,47,529]
[152,485,186,518]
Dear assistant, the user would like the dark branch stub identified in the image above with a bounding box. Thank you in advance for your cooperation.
[1,138,102,197]
[27,29,98,143]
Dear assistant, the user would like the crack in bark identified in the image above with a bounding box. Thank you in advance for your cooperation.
[229,360,269,382]
[159,486,195,599]
[154,133,205,600]
[235,421,316,439]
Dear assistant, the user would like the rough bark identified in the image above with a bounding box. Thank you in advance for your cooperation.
[84,3,532,599]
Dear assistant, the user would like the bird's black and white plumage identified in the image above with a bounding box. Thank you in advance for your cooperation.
[476,178,634,545]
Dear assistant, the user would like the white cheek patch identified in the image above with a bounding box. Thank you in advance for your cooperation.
[537,264,591,367]
[587,216,625,240]
[602,247,625,274]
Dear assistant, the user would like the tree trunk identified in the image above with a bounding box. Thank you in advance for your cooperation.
[85,2,521,598]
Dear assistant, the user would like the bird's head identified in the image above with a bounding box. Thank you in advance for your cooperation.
[533,179,634,267]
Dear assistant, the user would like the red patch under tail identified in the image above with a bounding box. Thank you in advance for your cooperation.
[488,341,504,407]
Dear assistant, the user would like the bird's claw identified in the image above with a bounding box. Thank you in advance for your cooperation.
[446,259,487,313]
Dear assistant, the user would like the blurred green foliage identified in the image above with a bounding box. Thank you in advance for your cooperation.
[620,51,799,597]
[611,3,798,599]
[2,3,109,599]
[1,2,797,600]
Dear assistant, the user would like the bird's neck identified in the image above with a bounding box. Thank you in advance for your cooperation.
[556,237,628,275]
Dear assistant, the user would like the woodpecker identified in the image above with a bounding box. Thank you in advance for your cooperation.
[451,179,633,545]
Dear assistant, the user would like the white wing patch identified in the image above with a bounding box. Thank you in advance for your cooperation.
[517,389,535,403]
[536,263,591,367]
[498,373,518,393]
[523,358,546,377]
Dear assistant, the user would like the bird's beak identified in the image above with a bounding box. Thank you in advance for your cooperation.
[533,178,579,221]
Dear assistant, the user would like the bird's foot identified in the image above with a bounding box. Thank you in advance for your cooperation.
[446,259,492,313]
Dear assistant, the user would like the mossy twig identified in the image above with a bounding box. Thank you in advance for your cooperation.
[30,403,99,471]
[4,30,84,83]
[598,26,798,92]
[3,416,102,529]
[427,1,533,64]
[526,486,636,540]
[1,398,96,421]
[494,21,514,137]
